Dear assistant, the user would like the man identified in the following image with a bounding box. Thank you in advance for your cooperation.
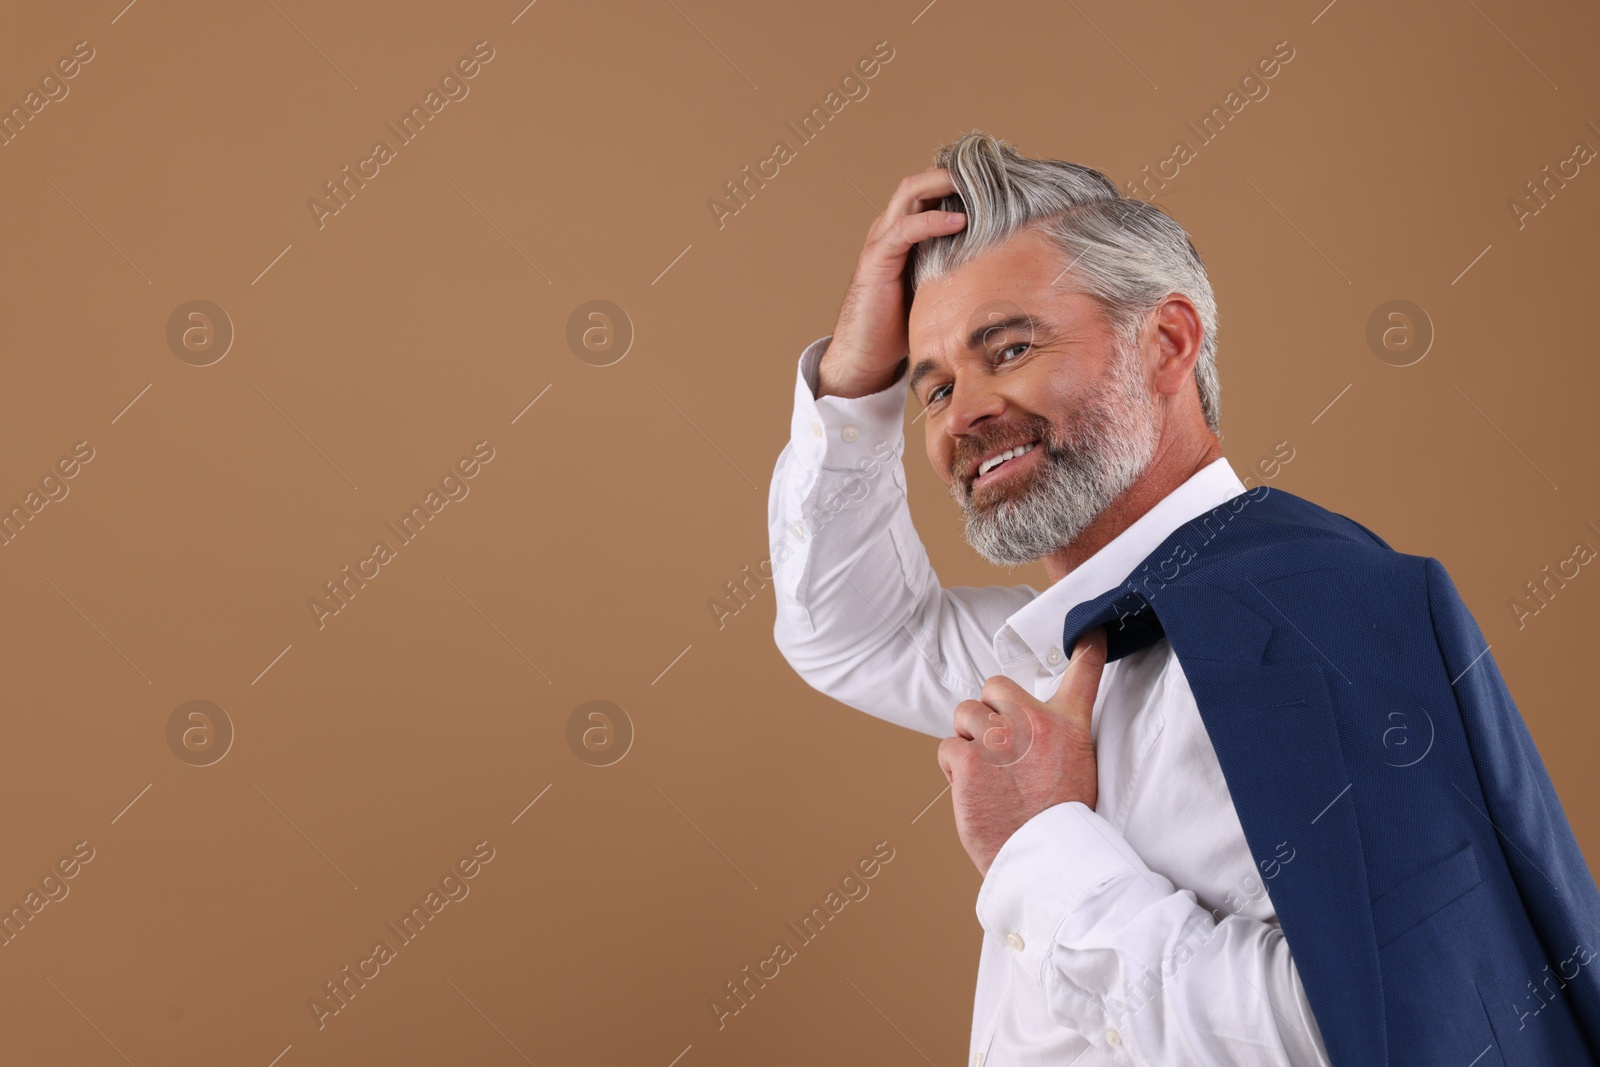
[766,130,1600,1065]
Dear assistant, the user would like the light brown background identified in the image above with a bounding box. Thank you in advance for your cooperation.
[1,0,1596,1064]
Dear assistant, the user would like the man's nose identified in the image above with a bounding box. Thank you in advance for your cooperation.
[943,374,1006,437]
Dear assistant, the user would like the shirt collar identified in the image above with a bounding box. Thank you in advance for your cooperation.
[993,457,1248,673]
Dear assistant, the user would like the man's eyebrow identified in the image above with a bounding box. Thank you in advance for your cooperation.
[909,313,1042,398]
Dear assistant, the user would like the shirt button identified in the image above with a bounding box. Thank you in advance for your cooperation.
[972,1054,984,1067]
[841,424,860,442]
[790,524,806,540]
[1005,932,1025,952]
[810,420,823,438]
[1106,1028,1123,1047]
[1046,648,1063,665]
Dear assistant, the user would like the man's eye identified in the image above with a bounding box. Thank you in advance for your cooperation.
[924,344,1030,406]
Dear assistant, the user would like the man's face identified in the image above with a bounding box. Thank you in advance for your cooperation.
[907,227,1164,566]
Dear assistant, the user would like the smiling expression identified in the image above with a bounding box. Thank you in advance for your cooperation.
[906,227,1166,564]
[910,230,1134,497]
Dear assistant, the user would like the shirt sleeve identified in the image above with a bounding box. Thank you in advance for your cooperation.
[976,801,1331,1065]
[767,334,1036,738]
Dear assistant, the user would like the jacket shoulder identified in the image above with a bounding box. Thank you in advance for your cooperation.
[1183,486,1421,586]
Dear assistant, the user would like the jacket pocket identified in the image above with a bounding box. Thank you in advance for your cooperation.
[1471,981,1508,1067]
[1371,842,1482,948]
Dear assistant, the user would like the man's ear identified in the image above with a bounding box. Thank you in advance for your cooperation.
[1151,295,1203,398]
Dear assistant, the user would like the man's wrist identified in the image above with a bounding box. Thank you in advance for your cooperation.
[812,335,915,398]
[815,340,909,400]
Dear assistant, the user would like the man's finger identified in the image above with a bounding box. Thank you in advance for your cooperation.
[883,166,956,218]
[952,698,996,741]
[1047,625,1108,717]
[866,206,966,263]
[937,735,964,783]
[979,673,1031,709]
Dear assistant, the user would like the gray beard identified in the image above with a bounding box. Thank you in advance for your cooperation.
[949,339,1162,568]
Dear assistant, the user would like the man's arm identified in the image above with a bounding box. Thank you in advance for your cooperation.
[977,801,1330,1065]
[942,645,1329,1064]
[768,334,1035,737]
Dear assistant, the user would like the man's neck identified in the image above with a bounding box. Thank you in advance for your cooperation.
[1039,433,1224,586]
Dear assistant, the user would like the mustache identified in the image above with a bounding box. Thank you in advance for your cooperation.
[947,412,1075,495]
[952,414,1058,483]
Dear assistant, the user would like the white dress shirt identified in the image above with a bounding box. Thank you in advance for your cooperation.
[768,336,1331,1066]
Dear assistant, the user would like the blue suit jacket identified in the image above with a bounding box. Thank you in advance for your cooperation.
[1059,483,1600,1066]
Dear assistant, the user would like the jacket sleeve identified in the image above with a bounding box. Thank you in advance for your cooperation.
[1424,555,1600,1050]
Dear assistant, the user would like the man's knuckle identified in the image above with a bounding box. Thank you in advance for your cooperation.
[980,675,1015,701]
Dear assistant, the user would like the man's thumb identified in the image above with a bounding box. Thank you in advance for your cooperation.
[1047,626,1108,718]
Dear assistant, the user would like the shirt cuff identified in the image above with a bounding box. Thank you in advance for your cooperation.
[975,802,1169,987]
[789,334,910,473]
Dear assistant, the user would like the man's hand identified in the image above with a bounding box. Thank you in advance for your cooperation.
[937,627,1109,877]
[817,167,967,399]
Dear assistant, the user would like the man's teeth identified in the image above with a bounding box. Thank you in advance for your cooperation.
[978,442,1036,477]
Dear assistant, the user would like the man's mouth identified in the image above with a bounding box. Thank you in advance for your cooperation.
[970,439,1040,488]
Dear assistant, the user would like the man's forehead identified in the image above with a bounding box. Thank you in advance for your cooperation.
[910,282,1095,366]
[908,230,1085,361]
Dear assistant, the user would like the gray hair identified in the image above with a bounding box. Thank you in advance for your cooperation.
[907,130,1221,434]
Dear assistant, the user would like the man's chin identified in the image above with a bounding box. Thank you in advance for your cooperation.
[965,533,1050,569]
[959,479,1101,567]
[962,503,1056,567]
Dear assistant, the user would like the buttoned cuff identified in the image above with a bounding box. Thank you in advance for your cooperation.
[789,334,910,473]
[975,802,1166,987]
